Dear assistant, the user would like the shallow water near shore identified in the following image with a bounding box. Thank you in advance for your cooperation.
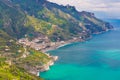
[40,19,120,80]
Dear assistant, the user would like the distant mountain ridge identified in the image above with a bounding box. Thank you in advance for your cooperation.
[0,0,113,41]
[0,0,113,79]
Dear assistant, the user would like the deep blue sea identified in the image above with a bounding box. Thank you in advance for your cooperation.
[41,19,120,80]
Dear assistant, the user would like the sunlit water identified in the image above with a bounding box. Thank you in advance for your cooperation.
[40,19,120,80]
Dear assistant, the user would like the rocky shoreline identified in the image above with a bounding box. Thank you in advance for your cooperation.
[18,28,113,77]
[29,54,58,76]
[18,36,86,76]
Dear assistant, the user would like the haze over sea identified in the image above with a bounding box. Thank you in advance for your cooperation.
[41,19,120,80]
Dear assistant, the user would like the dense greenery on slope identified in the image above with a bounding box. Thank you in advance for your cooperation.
[0,0,113,41]
[0,30,50,79]
[10,0,113,41]
[0,57,43,80]
[0,24,48,79]
[0,1,51,79]
[0,0,113,79]
[0,0,28,38]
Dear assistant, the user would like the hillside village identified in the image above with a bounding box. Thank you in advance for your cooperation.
[18,34,85,52]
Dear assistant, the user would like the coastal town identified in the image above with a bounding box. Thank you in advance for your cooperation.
[18,36,84,52]
[16,32,88,76]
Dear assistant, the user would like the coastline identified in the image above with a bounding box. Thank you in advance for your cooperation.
[28,54,58,76]
[17,28,113,77]
[39,29,113,75]
[41,28,114,53]
[41,40,83,53]
[41,36,92,53]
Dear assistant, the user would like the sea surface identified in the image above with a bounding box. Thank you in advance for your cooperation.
[40,19,120,80]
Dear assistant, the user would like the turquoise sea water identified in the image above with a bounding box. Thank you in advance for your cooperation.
[41,19,120,80]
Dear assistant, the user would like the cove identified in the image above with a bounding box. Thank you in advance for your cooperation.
[40,19,120,80]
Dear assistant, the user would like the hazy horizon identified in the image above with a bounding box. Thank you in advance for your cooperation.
[48,0,120,19]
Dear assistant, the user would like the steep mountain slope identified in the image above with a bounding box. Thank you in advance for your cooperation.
[0,57,42,80]
[10,0,113,41]
[0,27,44,80]
[0,0,113,79]
[0,0,27,38]
[0,1,53,79]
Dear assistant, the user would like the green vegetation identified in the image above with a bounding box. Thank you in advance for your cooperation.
[0,0,113,41]
[0,0,26,38]
[11,0,112,41]
[0,0,113,79]
[0,27,49,80]
[0,57,43,80]
[25,15,53,35]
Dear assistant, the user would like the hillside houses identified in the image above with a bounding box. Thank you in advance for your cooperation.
[18,37,55,51]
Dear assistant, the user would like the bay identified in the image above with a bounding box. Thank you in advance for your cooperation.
[41,19,120,80]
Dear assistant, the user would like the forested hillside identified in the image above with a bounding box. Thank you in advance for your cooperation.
[0,0,113,79]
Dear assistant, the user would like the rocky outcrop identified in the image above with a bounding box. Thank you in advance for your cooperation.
[28,55,58,76]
